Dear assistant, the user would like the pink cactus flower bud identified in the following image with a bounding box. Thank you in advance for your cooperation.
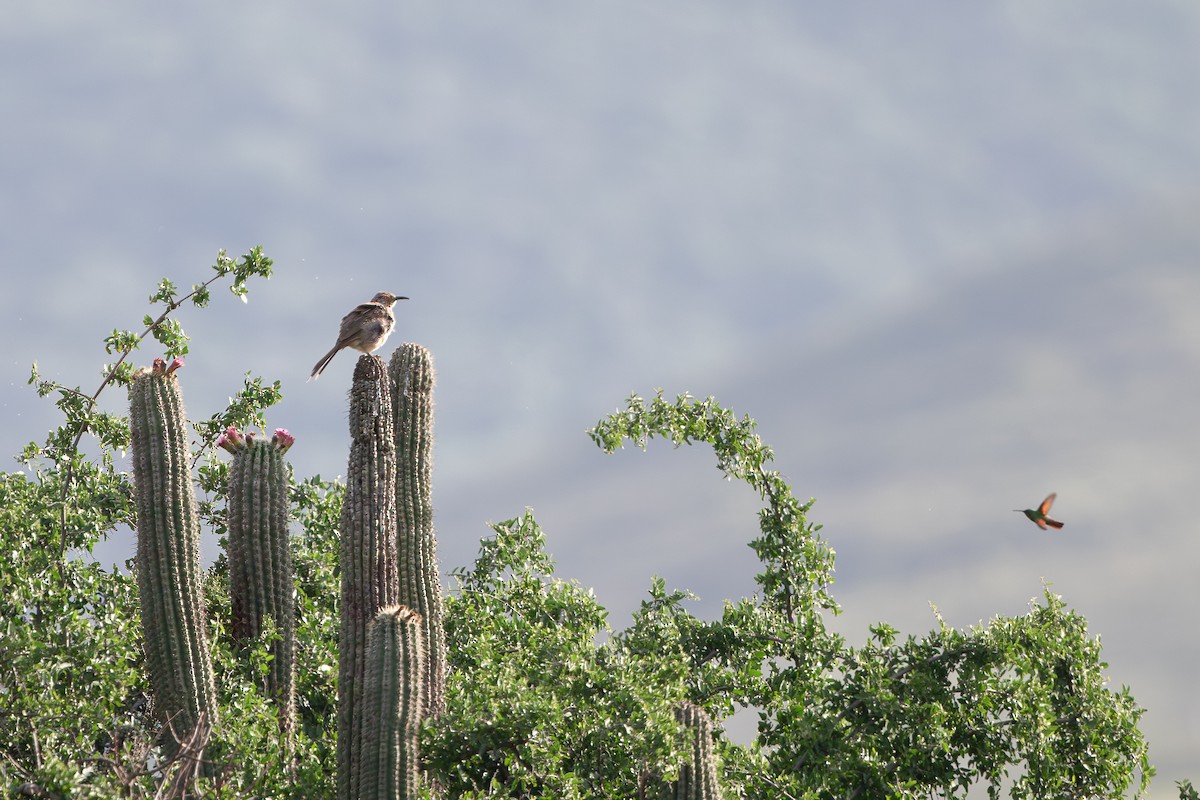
[271,428,295,453]
[216,425,244,453]
[167,357,185,374]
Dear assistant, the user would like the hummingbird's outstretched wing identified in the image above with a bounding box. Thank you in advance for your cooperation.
[1038,493,1057,516]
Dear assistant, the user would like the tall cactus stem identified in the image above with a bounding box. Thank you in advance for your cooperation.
[223,425,297,740]
[670,701,723,800]
[128,357,218,752]
[360,605,426,800]
[389,342,447,719]
[338,355,401,800]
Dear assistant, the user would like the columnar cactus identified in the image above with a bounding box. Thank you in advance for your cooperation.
[359,605,426,800]
[128,357,218,750]
[388,342,447,718]
[669,701,723,800]
[338,355,401,800]
[219,425,297,738]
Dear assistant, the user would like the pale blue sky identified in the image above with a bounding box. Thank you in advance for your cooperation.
[3,3,1199,792]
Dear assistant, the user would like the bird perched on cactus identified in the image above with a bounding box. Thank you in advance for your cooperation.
[1014,493,1064,529]
[311,291,408,379]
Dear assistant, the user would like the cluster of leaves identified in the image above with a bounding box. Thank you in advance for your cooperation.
[0,263,1169,798]
[0,470,145,798]
[427,511,696,799]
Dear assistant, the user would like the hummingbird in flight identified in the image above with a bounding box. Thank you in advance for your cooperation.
[1014,493,1064,530]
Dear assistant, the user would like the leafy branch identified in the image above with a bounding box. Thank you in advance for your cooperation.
[588,390,839,626]
[21,247,274,556]
[589,391,1153,799]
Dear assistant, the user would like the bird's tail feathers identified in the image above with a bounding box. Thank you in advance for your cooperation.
[310,345,341,380]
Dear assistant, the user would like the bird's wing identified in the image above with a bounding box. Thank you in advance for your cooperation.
[1038,493,1057,515]
[341,301,381,326]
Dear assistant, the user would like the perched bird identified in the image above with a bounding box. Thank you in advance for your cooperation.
[310,291,407,379]
[1014,493,1064,530]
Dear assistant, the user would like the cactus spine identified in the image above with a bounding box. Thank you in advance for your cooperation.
[338,355,401,800]
[128,358,218,749]
[221,426,297,739]
[669,701,723,800]
[389,342,447,719]
[360,605,426,800]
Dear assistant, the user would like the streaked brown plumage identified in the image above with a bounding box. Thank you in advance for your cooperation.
[310,291,407,379]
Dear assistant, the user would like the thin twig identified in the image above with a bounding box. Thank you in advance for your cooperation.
[723,766,802,800]
[14,782,64,800]
[155,712,213,800]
